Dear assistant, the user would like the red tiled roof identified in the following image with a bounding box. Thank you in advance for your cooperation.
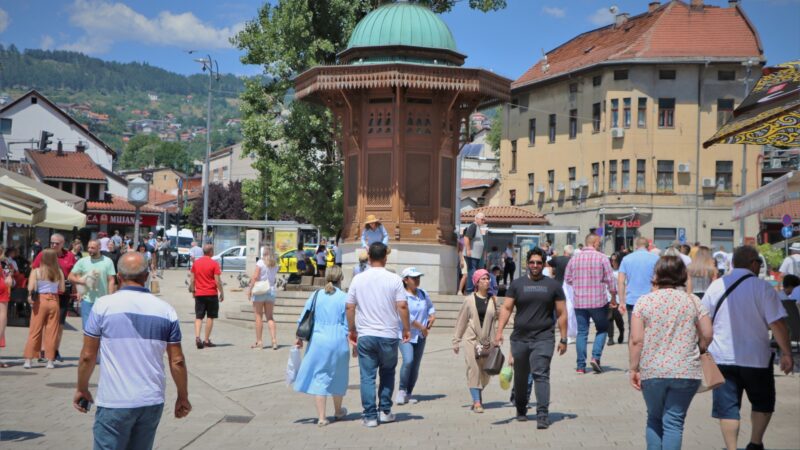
[461,178,495,190]
[461,206,548,225]
[26,149,107,181]
[87,195,163,214]
[148,188,176,206]
[513,1,762,89]
[762,199,800,222]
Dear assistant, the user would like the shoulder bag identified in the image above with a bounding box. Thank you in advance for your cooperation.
[483,346,505,375]
[296,289,320,341]
[698,273,754,393]
[252,279,271,296]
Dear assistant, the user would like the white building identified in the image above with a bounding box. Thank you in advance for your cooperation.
[0,90,116,170]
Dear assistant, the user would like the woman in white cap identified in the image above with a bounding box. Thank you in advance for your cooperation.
[396,267,436,405]
[360,215,389,248]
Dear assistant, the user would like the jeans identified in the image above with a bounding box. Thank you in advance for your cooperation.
[641,379,701,450]
[81,300,94,331]
[399,337,426,395]
[357,335,399,420]
[510,337,554,416]
[93,403,164,450]
[469,388,482,403]
[574,305,609,370]
[464,257,483,294]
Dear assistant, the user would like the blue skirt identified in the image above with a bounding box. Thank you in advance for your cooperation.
[293,324,350,396]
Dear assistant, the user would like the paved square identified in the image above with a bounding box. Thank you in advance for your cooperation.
[2,271,798,449]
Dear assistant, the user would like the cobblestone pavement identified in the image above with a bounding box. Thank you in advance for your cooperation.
[1,270,799,449]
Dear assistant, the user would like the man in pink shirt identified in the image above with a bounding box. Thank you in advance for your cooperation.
[565,234,617,374]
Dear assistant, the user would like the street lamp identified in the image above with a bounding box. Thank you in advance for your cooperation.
[192,53,219,245]
[739,57,759,244]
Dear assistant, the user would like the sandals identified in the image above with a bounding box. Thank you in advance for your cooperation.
[272,342,278,350]
[317,419,330,427]
[334,407,348,421]
[250,342,263,349]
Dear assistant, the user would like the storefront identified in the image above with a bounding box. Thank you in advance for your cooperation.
[84,197,163,244]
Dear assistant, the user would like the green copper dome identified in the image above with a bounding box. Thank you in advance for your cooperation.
[347,2,458,54]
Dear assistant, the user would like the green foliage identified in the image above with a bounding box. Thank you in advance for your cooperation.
[119,135,191,172]
[232,0,505,234]
[485,106,503,157]
[757,243,784,271]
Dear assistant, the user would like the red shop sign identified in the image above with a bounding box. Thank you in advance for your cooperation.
[87,213,158,227]
[606,219,641,228]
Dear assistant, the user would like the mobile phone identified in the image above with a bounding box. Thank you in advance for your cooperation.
[78,398,92,412]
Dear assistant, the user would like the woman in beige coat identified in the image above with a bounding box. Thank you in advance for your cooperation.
[453,269,498,413]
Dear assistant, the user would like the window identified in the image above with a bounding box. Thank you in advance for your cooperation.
[528,118,536,146]
[718,70,736,81]
[614,69,628,80]
[659,69,676,80]
[710,229,734,252]
[636,159,646,192]
[592,163,599,193]
[609,160,618,192]
[717,99,735,127]
[548,170,555,199]
[510,140,517,172]
[611,99,619,128]
[621,159,630,191]
[569,109,578,139]
[637,98,647,128]
[623,98,631,128]
[568,167,576,195]
[568,167,576,183]
[548,114,556,143]
[654,228,677,251]
[658,98,675,128]
[222,166,229,181]
[657,160,674,193]
[31,97,38,104]
[592,103,601,132]
[593,75,602,87]
[569,83,578,94]
[716,160,733,192]
[509,189,516,206]
[528,173,535,202]
[510,97,519,109]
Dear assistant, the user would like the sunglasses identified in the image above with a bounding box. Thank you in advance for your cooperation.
[528,260,544,266]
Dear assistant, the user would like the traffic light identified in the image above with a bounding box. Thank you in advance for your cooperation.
[167,213,179,227]
[39,130,53,150]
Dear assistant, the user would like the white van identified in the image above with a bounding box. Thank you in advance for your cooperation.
[165,227,194,266]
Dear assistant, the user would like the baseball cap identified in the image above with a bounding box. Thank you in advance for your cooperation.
[401,267,424,278]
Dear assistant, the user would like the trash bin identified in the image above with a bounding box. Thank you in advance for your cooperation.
[7,288,30,327]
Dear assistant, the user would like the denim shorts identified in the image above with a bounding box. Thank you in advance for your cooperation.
[252,291,276,303]
[712,361,775,420]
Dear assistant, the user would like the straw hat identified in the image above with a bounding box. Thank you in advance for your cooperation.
[364,214,380,225]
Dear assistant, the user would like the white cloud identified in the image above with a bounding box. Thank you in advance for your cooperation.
[0,8,10,33]
[60,0,244,54]
[542,6,566,19]
[40,35,55,50]
[588,7,616,26]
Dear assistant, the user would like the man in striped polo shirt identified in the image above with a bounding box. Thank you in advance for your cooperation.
[74,252,191,449]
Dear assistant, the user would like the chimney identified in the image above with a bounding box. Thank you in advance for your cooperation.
[615,13,630,27]
[56,140,64,156]
[648,1,660,12]
[690,0,703,8]
[76,141,86,153]
[728,0,739,7]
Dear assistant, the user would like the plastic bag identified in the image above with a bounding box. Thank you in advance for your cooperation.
[499,366,513,390]
[285,346,302,385]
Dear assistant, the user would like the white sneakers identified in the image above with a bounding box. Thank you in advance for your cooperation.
[379,412,396,423]
[363,412,396,428]
[23,359,32,369]
[46,361,55,369]
[362,418,378,428]
[395,390,407,405]
[407,397,419,405]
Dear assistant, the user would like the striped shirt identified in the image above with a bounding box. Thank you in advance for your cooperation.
[564,247,617,309]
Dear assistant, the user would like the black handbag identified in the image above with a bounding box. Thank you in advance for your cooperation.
[296,290,320,341]
[483,345,505,375]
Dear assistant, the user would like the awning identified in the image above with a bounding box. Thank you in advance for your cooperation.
[0,185,47,225]
[0,175,86,230]
[732,171,800,220]
[703,61,800,148]
[0,167,86,211]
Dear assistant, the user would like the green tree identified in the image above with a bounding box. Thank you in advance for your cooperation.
[232,0,506,234]
[485,106,503,158]
[119,135,191,172]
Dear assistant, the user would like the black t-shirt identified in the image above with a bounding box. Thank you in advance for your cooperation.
[548,255,570,284]
[506,275,565,341]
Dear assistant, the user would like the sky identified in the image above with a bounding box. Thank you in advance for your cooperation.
[0,0,798,81]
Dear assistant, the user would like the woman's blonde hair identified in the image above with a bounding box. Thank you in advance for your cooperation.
[688,246,716,278]
[262,248,277,268]
[38,248,63,282]
[324,265,343,294]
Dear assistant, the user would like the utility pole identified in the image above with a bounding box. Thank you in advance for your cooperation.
[193,53,219,245]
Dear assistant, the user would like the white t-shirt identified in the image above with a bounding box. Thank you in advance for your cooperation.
[99,237,111,252]
[779,254,800,276]
[678,253,692,267]
[701,269,787,368]
[713,251,731,271]
[190,246,204,260]
[346,267,406,339]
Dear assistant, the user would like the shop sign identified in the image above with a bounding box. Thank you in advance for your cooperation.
[86,213,158,227]
[606,219,641,228]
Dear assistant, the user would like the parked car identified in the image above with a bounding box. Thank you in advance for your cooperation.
[212,246,247,272]
[278,247,318,274]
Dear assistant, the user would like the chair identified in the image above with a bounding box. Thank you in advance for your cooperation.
[781,300,800,353]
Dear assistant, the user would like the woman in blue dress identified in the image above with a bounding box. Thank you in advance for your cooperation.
[294,265,350,426]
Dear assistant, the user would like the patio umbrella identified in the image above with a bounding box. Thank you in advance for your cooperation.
[0,175,86,230]
[703,60,800,148]
[0,185,47,225]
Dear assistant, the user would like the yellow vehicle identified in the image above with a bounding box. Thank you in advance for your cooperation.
[278,246,335,273]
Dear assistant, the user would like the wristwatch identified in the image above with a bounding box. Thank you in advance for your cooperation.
[559,338,568,345]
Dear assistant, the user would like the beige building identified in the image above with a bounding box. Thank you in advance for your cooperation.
[121,167,186,195]
[207,143,259,184]
[497,0,763,252]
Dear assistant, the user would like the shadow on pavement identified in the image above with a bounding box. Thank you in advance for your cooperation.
[0,431,45,442]
[491,411,578,426]
[410,394,446,402]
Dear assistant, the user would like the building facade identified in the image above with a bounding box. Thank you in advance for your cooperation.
[499,0,763,252]
[207,143,259,184]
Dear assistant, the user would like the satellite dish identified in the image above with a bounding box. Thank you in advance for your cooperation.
[609,5,619,14]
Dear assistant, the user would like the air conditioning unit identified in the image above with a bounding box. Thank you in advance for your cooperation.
[702,177,715,188]
[570,181,580,190]
[678,162,691,173]
[536,185,545,193]
[770,158,783,169]
[611,127,625,138]
[579,178,589,187]
[557,182,566,192]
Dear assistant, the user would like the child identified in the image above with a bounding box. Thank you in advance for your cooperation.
[782,274,800,302]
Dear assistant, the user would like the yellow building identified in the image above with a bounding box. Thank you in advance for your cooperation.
[497,0,763,252]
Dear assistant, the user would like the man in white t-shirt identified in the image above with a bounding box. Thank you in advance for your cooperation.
[778,243,800,278]
[713,246,732,277]
[74,252,191,449]
[189,241,204,269]
[701,246,793,450]
[346,242,410,428]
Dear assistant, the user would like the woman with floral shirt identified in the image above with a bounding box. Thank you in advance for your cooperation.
[629,255,713,450]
